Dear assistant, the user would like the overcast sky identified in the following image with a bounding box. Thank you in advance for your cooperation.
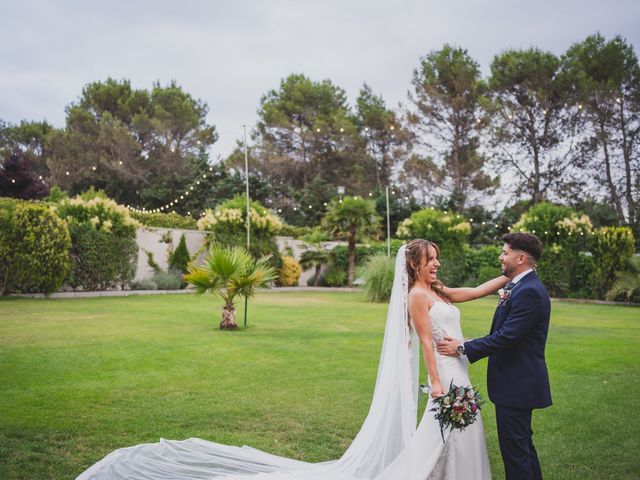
[1,0,639,160]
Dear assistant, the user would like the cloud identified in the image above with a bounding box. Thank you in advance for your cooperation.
[1,0,638,158]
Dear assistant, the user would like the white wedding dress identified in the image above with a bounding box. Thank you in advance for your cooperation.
[77,247,490,480]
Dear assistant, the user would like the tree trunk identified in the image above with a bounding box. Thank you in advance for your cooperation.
[313,264,321,286]
[348,229,356,288]
[220,302,238,330]
[619,100,635,226]
[599,120,625,222]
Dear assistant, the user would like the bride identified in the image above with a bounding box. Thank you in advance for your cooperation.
[78,239,508,479]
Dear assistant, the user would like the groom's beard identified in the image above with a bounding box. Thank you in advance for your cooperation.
[501,264,515,278]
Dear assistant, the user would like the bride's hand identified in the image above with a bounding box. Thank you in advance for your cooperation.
[430,380,445,398]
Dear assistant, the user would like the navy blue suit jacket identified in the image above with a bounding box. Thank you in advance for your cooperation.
[464,271,552,409]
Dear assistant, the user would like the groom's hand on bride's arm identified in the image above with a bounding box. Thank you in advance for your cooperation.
[436,336,461,357]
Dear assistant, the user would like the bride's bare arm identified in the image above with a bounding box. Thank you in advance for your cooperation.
[408,291,444,398]
[442,275,510,303]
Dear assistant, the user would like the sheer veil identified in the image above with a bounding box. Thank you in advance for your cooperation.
[77,246,420,480]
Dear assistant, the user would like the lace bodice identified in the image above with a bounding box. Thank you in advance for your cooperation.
[429,301,463,344]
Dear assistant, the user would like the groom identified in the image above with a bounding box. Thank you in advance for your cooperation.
[437,232,552,480]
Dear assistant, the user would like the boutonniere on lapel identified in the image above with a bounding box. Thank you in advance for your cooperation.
[497,282,516,307]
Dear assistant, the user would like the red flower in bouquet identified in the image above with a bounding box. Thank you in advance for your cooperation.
[429,381,484,441]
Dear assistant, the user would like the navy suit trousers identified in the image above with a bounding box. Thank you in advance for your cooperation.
[495,405,543,480]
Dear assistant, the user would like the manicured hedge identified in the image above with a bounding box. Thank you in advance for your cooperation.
[0,198,71,294]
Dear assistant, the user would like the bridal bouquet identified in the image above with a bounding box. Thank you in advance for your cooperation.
[429,381,484,441]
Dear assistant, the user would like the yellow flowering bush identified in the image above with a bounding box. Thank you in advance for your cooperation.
[278,256,302,286]
[198,198,282,234]
[395,208,471,247]
[198,196,283,269]
[54,189,139,290]
[56,190,140,236]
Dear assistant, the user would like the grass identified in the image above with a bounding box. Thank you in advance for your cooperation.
[0,291,638,479]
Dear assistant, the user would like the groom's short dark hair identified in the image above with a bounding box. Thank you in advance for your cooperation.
[501,233,543,260]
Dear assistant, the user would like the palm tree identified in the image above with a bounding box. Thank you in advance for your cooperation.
[322,196,381,287]
[606,255,640,302]
[184,243,278,329]
[299,229,330,286]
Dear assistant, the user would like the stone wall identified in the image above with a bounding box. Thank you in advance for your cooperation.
[134,228,344,285]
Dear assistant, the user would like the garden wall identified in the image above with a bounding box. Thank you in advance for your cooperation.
[133,229,344,286]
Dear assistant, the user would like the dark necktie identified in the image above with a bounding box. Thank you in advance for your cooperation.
[504,281,516,294]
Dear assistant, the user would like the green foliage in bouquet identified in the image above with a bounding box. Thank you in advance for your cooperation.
[429,381,484,441]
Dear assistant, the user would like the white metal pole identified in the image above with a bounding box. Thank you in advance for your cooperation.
[244,125,250,327]
[386,186,391,257]
[244,125,250,249]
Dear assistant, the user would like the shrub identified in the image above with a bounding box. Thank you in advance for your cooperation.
[397,209,470,286]
[146,252,162,274]
[589,226,635,298]
[131,278,158,290]
[606,255,640,302]
[130,211,198,229]
[360,254,395,302]
[66,224,138,290]
[169,234,191,274]
[477,265,502,285]
[279,223,313,238]
[0,198,71,294]
[463,245,502,285]
[55,191,139,291]
[198,195,283,268]
[324,268,348,287]
[325,241,405,288]
[198,195,283,235]
[151,270,183,290]
[511,202,595,297]
[397,208,471,247]
[278,256,302,286]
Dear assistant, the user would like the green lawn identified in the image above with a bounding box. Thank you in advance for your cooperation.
[0,292,638,479]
